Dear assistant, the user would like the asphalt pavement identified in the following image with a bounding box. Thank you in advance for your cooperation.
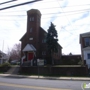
[0,75,90,90]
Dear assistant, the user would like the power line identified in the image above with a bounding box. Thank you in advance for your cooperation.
[1,5,90,13]
[0,0,56,7]
[0,1,90,13]
[0,0,17,5]
[0,11,88,21]
[64,37,78,48]
[0,0,42,11]
[56,0,79,34]
[0,8,90,16]
[0,6,62,13]
[62,3,90,7]
[61,27,78,36]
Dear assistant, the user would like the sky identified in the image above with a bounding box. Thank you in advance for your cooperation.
[0,0,90,55]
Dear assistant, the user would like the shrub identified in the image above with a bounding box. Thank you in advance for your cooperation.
[0,62,11,68]
[0,62,11,72]
[60,59,82,65]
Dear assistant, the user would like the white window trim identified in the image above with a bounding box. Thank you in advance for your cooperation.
[84,38,90,46]
[87,53,90,59]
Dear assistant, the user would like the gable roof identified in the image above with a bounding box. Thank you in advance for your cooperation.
[23,44,36,52]
[40,27,47,33]
[80,32,90,36]
[40,27,62,49]
[20,27,62,49]
[80,32,90,43]
[19,33,26,41]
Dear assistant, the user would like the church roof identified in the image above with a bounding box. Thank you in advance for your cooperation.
[23,44,36,52]
[19,33,26,41]
[27,9,41,16]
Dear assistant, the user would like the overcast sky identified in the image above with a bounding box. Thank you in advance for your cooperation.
[0,0,90,54]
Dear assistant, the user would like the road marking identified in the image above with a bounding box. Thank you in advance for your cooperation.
[0,82,72,90]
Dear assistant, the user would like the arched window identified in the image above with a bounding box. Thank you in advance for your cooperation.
[29,17,34,21]
[30,28,32,32]
[30,17,32,21]
[32,17,34,21]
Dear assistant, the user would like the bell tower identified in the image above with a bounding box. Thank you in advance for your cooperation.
[20,9,42,63]
[26,9,41,48]
[27,9,41,33]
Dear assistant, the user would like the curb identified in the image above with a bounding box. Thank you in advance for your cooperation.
[0,74,90,81]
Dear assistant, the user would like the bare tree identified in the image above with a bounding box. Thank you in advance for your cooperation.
[8,43,21,61]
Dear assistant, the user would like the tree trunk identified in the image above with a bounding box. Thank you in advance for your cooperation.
[51,51,54,65]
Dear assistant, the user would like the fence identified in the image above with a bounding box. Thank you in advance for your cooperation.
[20,65,88,76]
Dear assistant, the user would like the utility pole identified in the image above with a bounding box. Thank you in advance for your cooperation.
[2,40,4,52]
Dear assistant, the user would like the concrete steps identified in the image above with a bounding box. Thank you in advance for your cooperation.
[5,66,20,74]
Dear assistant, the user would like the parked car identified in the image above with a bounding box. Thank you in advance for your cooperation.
[10,60,20,65]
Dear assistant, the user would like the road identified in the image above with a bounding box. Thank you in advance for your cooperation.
[0,76,89,90]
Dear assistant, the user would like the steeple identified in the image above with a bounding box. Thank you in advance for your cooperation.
[27,9,41,33]
[26,9,41,47]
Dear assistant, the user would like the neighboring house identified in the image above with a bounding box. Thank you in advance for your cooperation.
[80,32,90,68]
[20,9,62,66]
[0,50,8,64]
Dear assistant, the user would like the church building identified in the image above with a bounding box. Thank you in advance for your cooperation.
[20,9,62,66]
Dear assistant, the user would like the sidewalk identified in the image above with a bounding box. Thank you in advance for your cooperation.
[0,74,90,81]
